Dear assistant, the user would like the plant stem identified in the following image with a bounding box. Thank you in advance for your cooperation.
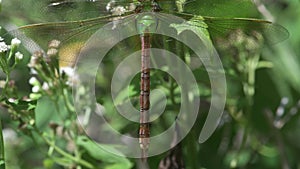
[0,119,5,169]
[264,110,291,169]
[44,136,94,168]
[35,128,95,169]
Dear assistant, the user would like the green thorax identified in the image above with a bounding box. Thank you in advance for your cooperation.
[136,14,158,35]
[134,0,160,35]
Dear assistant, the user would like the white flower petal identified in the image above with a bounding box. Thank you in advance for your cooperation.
[0,41,9,53]
[60,67,74,77]
[15,52,23,60]
[8,98,16,103]
[29,77,38,85]
[42,82,50,90]
[111,6,126,16]
[11,38,21,46]
[32,85,40,93]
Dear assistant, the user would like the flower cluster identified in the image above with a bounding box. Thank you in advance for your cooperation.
[0,37,9,53]
[0,37,22,52]
[0,34,23,76]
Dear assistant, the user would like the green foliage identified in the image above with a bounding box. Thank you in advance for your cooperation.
[35,95,70,130]
[76,136,133,169]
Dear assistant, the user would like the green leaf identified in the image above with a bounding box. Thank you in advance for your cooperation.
[48,157,73,167]
[5,99,36,112]
[170,16,214,52]
[76,136,133,169]
[35,95,69,130]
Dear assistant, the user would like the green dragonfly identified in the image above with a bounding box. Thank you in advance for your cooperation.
[3,0,289,160]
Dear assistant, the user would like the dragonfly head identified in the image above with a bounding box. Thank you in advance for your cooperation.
[151,1,162,12]
[134,0,162,13]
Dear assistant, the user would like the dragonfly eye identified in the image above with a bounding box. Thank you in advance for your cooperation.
[151,1,162,12]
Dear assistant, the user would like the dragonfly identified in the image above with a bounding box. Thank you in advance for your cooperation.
[4,0,289,160]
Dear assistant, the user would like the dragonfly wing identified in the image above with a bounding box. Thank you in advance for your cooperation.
[0,0,114,23]
[8,14,135,65]
[203,16,289,45]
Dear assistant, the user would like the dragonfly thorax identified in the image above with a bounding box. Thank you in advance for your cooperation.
[136,14,158,34]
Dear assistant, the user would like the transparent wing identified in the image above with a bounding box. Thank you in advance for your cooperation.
[203,16,289,44]
[0,0,136,24]
[182,0,260,18]
[8,13,135,66]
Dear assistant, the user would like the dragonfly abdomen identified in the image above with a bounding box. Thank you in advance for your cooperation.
[139,31,151,159]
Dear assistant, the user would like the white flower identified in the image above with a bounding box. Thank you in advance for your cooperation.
[15,51,23,60]
[11,38,21,46]
[111,6,126,16]
[42,82,50,90]
[0,36,3,41]
[60,67,79,86]
[106,0,116,12]
[0,41,9,53]
[47,48,58,56]
[29,77,39,85]
[48,39,61,48]
[60,67,74,77]
[27,56,38,68]
[27,52,42,68]
[30,69,38,74]
[8,98,16,103]
[32,85,40,93]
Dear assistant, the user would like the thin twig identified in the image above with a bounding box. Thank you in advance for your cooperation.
[264,110,290,169]
[0,119,5,169]
[253,0,275,21]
